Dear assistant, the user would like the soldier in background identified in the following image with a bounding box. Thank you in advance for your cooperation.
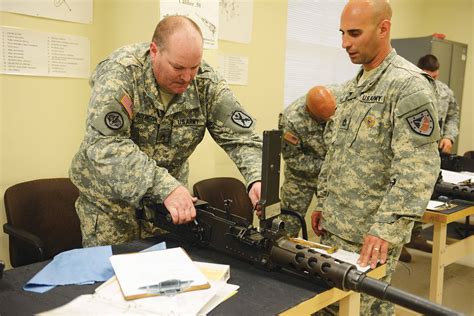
[279,86,336,237]
[401,54,461,261]
[311,0,440,314]
[70,16,262,247]
[418,54,460,154]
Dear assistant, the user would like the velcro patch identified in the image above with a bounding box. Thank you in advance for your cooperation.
[231,111,253,128]
[283,131,299,145]
[406,110,434,136]
[105,112,125,130]
[120,93,133,119]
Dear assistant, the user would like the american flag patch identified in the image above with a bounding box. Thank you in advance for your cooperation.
[283,131,299,145]
[120,93,133,119]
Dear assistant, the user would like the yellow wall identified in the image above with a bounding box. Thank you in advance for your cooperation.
[1,0,473,267]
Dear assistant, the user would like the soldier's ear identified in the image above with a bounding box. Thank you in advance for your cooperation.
[379,19,391,39]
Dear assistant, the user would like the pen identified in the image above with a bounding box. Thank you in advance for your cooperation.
[138,279,193,296]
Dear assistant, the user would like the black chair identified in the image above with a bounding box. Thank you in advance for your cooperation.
[193,177,308,239]
[193,177,254,223]
[3,178,83,267]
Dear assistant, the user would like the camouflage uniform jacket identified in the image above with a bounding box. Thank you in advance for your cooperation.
[435,80,459,142]
[316,50,441,245]
[70,43,262,244]
[279,95,332,215]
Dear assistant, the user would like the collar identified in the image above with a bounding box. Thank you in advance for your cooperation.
[344,49,397,100]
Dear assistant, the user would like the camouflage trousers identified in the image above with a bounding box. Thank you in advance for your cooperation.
[75,194,158,247]
[316,232,403,316]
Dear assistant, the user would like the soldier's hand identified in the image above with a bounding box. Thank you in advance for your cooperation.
[439,138,453,154]
[311,211,325,236]
[358,234,389,269]
[163,185,198,224]
[249,181,262,216]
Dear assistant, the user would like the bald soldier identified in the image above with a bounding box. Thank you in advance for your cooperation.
[70,16,262,247]
[279,86,336,237]
[311,0,440,314]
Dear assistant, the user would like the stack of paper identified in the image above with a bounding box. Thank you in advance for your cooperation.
[109,247,210,300]
[39,247,239,315]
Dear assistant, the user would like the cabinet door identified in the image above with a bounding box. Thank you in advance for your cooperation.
[431,39,452,85]
[449,43,468,105]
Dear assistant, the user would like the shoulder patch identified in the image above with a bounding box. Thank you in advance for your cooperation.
[406,110,435,136]
[120,93,133,119]
[283,131,299,145]
[231,111,253,128]
[105,111,125,130]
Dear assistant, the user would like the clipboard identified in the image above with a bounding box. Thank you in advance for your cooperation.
[109,247,210,300]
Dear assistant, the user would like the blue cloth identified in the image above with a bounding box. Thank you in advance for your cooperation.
[24,242,166,293]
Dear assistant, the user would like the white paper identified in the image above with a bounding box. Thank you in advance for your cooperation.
[218,0,253,44]
[109,247,209,299]
[441,169,474,184]
[0,0,93,24]
[311,247,371,272]
[0,26,90,78]
[160,0,219,49]
[427,200,448,211]
[218,55,248,85]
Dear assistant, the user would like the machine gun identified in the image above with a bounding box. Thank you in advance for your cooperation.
[141,130,462,316]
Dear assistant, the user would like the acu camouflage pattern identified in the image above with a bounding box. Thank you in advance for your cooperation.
[278,95,333,237]
[316,50,441,248]
[434,80,459,142]
[70,42,262,247]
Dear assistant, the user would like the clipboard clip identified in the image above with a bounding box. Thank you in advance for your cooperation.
[138,279,193,296]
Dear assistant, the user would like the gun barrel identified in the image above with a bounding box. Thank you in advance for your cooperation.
[272,237,463,316]
[356,276,462,316]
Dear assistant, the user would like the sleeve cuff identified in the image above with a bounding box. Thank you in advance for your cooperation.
[368,218,414,245]
[147,172,182,203]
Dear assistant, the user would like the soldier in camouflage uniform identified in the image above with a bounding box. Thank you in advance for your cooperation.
[279,86,336,237]
[417,54,460,154]
[311,1,440,314]
[69,16,262,247]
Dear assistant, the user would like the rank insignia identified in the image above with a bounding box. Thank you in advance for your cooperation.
[406,110,434,136]
[283,131,299,145]
[365,115,376,128]
[105,112,124,130]
[231,111,253,128]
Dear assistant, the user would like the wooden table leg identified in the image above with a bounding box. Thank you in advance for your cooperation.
[429,222,447,304]
[339,292,360,316]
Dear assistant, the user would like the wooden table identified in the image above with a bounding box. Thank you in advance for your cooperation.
[422,206,474,304]
[281,265,386,316]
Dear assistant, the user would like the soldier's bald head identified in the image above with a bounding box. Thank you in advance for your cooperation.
[344,0,392,25]
[152,15,203,52]
[305,86,336,122]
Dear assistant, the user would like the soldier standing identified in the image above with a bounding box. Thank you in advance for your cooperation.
[70,16,262,247]
[311,0,440,314]
[418,54,460,154]
[279,86,336,237]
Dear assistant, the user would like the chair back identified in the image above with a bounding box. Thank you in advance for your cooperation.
[463,151,474,159]
[3,178,82,267]
[193,177,254,223]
